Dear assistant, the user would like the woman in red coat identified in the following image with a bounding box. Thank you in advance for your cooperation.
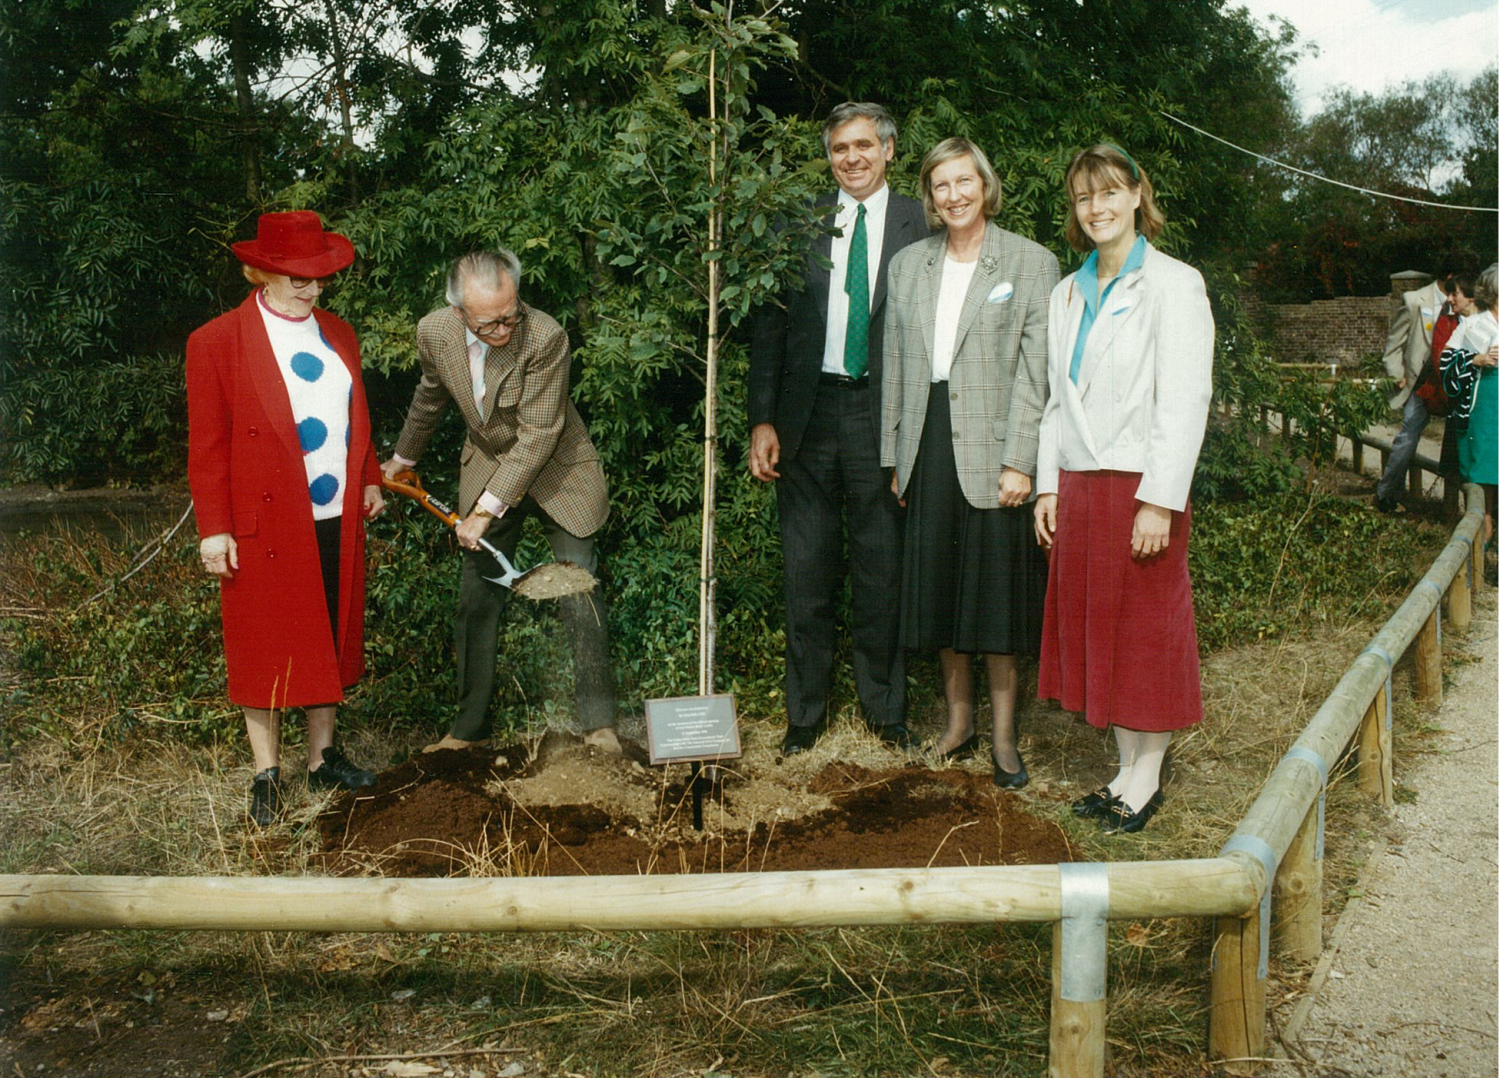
[187,211,385,825]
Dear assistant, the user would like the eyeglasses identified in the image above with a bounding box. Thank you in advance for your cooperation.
[461,307,525,335]
[288,275,334,289]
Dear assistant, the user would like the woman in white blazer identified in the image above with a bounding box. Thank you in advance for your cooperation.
[882,138,1059,787]
[1033,144,1214,834]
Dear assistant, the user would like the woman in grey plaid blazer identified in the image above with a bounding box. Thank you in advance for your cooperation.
[881,138,1059,788]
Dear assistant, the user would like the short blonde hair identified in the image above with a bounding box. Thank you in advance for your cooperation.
[1063,143,1164,252]
[919,138,1003,230]
[242,264,277,287]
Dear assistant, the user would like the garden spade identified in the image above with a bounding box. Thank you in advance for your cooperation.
[380,469,596,601]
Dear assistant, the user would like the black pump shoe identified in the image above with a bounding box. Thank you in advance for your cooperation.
[780,723,824,756]
[1100,789,1164,834]
[307,745,376,790]
[1072,787,1122,819]
[992,751,1029,790]
[248,767,281,826]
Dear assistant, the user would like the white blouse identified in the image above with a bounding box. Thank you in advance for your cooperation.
[931,256,978,382]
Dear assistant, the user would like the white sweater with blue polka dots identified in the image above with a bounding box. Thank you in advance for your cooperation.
[257,292,353,522]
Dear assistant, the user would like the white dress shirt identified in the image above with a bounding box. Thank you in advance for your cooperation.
[821,182,890,376]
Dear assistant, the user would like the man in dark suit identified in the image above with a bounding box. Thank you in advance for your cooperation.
[748,102,929,754]
[382,250,619,754]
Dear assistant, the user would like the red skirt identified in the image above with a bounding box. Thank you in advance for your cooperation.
[1038,470,1203,731]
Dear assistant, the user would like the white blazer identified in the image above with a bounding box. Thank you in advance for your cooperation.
[1035,244,1214,512]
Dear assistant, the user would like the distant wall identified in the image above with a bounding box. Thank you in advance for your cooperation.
[1245,272,1432,367]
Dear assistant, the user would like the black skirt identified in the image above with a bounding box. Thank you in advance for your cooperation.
[899,388,1048,654]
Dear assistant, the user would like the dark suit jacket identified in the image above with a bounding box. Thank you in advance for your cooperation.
[749,189,930,459]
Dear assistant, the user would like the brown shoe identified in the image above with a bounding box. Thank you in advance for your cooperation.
[581,726,622,754]
[422,734,488,754]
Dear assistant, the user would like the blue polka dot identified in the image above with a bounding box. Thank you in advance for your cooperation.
[298,417,328,453]
[291,352,325,382]
[344,425,351,447]
[320,328,334,350]
[309,474,340,506]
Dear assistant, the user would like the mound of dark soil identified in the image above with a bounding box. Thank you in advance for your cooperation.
[316,737,1075,877]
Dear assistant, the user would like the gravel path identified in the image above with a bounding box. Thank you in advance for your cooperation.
[1277,586,1498,1076]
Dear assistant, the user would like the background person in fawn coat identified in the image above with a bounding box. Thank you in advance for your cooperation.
[748,101,929,754]
[383,250,617,754]
[187,210,385,826]
[1375,272,1454,512]
[881,137,1057,787]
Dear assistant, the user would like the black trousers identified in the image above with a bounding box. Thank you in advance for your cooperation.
[775,381,905,729]
[451,497,614,741]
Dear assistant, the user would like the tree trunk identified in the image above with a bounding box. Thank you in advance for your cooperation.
[229,14,261,203]
[323,0,360,198]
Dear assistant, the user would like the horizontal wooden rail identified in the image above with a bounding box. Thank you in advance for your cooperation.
[1,859,1259,933]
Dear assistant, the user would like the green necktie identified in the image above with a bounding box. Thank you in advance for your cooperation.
[843,202,869,378]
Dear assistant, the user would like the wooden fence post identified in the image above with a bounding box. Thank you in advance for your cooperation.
[1408,464,1423,497]
[1379,446,1391,472]
[1472,534,1486,595]
[1050,864,1108,1078]
[1274,802,1323,961]
[1414,607,1442,706]
[1351,437,1365,475]
[1447,544,1472,632]
[1357,683,1394,807]
[1209,911,1265,1075]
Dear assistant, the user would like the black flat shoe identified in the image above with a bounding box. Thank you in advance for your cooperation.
[874,723,914,749]
[1072,787,1121,819]
[248,766,281,826]
[307,745,376,790]
[933,733,979,761]
[992,752,1029,790]
[780,723,824,756]
[1100,789,1164,834]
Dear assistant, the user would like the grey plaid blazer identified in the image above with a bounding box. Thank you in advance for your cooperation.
[392,304,609,537]
[881,223,1058,508]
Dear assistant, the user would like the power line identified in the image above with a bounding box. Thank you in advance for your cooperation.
[1159,110,1498,213]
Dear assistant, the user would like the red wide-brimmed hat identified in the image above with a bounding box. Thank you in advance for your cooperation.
[231,211,355,277]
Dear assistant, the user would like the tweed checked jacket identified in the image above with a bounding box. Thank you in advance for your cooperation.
[881,222,1058,508]
[392,304,609,538]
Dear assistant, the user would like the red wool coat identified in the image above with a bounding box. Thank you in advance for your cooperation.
[186,292,381,707]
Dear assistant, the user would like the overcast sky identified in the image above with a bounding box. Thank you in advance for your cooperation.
[1234,0,1498,115]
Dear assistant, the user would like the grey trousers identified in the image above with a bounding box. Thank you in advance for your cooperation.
[1376,393,1430,503]
[451,497,615,740]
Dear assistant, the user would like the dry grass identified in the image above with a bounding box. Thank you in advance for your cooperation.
[0,512,1464,1077]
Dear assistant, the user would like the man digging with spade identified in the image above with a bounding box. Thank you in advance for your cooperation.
[382,249,621,754]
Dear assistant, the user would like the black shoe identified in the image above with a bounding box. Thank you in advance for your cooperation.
[1071,787,1121,819]
[933,733,979,761]
[874,723,914,749]
[1374,495,1404,515]
[249,767,281,826]
[1100,789,1164,834]
[307,745,376,790]
[780,724,824,756]
[992,752,1029,790]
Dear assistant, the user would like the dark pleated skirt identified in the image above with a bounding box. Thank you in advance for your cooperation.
[1037,469,1203,731]
[899,389,1048,654]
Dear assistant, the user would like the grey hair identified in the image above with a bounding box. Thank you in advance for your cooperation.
[821,102,897,156]
[1476,263,1499,311]
[446,249,523,307]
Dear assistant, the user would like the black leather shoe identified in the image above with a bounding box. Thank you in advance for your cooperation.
[307,745,376,790]
[249,767,281,826]
[933,733,979,761]
[780,724,824,756]
[992,752,1029,790]
[1072,787,1121,819]
[874,723,914,749]
[1100,789,1164,834]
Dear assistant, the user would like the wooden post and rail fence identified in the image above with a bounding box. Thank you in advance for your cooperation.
[1,483,1488,1076]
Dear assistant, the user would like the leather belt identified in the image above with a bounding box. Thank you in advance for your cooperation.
[818,372,870,389]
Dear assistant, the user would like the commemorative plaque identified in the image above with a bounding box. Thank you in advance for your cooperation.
[644,693,741,766]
